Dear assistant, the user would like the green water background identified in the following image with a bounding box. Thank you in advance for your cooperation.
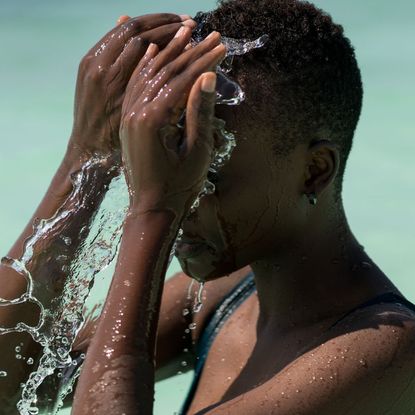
[0,0,414,413]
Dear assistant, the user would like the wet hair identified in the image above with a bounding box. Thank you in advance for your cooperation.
[194,0,363,195]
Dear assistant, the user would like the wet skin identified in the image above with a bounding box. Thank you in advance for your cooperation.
[174,99,415,413]
[72,19,228,415]
[1,11,415,415]
[71,15,415,415]
[69,13,415,415]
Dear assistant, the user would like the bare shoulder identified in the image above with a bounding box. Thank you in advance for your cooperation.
[198,300,415,415]
[276,301,415,414]
[302,300,415,414]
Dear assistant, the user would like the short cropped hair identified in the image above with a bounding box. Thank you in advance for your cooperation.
[195,0,363,194]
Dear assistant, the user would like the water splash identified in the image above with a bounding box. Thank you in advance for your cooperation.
[185,30,268,213]
[0,25,268,415]
[192,10,269,106]
[0,158,129,414]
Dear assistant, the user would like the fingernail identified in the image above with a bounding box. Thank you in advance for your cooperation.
[117,15,130,25]
[175,26,188,38]
[147,43,158,56]
[206,31,219,40]
[201,73,217,93]
[182,19,197,28]
[180,14,192,21]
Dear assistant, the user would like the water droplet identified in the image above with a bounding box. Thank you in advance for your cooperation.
[361,261,372,269]
[181,361,188,367]
[186,280,195,300]
[182,308,190,316]
[0,371,7,377]
[26,358,34,365]
[193,282,205,313]
[57,348,67,359]
[15,346,21,353]
[16,354,22,360]
[188,323,197,330]
[62,236,72,246]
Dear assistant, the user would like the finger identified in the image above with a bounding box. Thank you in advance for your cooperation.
[88,13,183,66]
[185,72,217,157]
[122,43,160,114]
[124,25,193,106]
[139,19,196,49]
[110,21,193,90]
[142,25,194,80]
[117,15,131,25]
[141,31,221,103]
[160,44,226,122]
[107,36,149,91]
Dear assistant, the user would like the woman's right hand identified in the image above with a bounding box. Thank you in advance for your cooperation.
[67,14,195,161]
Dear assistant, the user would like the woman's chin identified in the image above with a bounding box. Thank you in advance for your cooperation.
[177,251,237,282]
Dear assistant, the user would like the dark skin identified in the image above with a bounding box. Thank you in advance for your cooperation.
[2,12,415,415]
[0,13,197,414]
[71,14,415,415]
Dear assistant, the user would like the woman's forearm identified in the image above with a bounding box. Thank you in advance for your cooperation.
[72,208,181,415]
[0,149,118,412]
[1,150,118,306]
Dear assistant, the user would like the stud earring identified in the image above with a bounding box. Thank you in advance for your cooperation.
[307,192,317,206]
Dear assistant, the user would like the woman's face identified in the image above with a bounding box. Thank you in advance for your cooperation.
[176,104,308,281]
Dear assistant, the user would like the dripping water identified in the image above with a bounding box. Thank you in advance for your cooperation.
[0,30,268,415]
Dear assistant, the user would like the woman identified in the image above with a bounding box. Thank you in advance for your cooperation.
[1,1,415,414]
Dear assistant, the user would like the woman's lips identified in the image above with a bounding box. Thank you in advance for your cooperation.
[175,240,212,259]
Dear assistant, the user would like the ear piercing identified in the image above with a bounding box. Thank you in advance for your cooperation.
[307,192,317,206]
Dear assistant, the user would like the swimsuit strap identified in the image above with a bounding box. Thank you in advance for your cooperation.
[179,272,256,415]
[329,292,415,329]
[179,282,415,414]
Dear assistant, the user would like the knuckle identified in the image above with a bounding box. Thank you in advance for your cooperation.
[161,13,176,21]
[80,57,106,84]
[161,63,174,79]
[85,69,104,84]
[137,111,158,129]
[79,55,91,71]
[127,17,143,33]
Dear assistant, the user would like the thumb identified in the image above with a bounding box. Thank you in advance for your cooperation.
[185,72,217,158]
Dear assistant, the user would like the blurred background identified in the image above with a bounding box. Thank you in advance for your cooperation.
[0,0,414,413]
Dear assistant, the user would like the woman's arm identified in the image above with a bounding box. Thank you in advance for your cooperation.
[0,14,186,413]
[72,25,226,414]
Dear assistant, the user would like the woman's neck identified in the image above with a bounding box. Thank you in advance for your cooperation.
[251,210,398,335]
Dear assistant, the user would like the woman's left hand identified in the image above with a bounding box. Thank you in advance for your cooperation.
[119,25,226,216]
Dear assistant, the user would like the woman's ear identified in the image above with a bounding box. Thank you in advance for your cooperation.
[303,140,340,196]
